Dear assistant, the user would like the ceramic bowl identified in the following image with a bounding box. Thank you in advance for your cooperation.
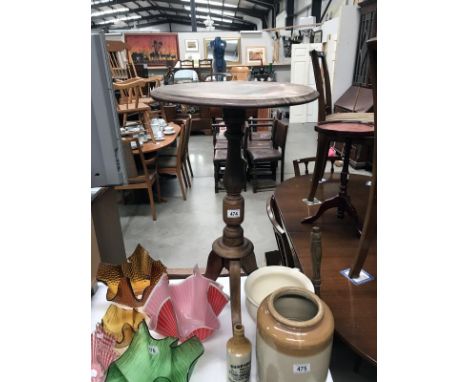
[244,266,315,322]
[143,266,229,342]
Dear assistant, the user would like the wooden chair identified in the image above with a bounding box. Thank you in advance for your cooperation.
[157,118,190,201]
[246,117,276,143]
[230,66,250,81]
[114,137,161,221]
[212,121,228,150]
[213,148,247,194]
[161,106,194,177]
[349,37,377,278]
[198,59,213,81]
[179,59,195,69]
[113,78,155,142]
[245,120,289,193]
[310,49,373,173]
[310,50,374,124]
[106,40,161,99]
[292,155,341,177]
[265,195,297,267]
[106,40,132,80]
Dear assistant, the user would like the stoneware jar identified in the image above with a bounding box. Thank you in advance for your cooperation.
[256,287,334,382]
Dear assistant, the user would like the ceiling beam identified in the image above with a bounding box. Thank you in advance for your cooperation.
[91,0,268,20]
[92,6,257,30]
[94,12,250,30]
[243,0,275,27]
[133,18,239,31]
[138,4,257,28]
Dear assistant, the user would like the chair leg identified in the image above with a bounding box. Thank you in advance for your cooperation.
[186,154,194,177]
[154,173,162,203]
[181,164,188,189]
[176,168,187,200]
[214,163,219,193]
[280,159,285,182]
[184,161,192,188]
[252,162,258,193]
[271,162,277,181]
[147,185,157,221]
[307,133,330,201]
[243,160,247,191]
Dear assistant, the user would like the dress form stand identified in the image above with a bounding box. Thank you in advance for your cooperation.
[211,37,227,81]
[205,108,258,327]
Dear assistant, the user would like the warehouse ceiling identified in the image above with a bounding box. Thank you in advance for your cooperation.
[91,0,278,31]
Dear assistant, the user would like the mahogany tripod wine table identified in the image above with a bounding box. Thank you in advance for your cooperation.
[151,81,318,328]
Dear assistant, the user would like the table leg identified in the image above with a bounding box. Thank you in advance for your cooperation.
[204,107,257,331]
[305,132,330,204]
[302,138,363,235]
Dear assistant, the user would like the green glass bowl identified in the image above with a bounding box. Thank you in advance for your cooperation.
[105,321,204,382]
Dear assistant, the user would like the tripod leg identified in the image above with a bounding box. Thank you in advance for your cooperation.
[204,250,224,281]
[240,251,258,274]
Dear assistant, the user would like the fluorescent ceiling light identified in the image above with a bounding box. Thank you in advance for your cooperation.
[96,15,142,25]
[198,15,232,23]
[91,7,129,17]
[183,6,236,16]
[181,0,236,8]
[91,0,113,5]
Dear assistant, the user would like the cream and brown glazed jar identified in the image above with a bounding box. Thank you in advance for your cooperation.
[256,287,334,382]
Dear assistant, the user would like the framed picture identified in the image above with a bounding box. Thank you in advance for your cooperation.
[204,37,241,65]
[124,33,179,67]
[185,39,199,52]
[313,30,323,43]
[246,47,266,65]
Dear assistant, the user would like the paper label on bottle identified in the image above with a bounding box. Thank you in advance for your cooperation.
[227,353,251,382]
[293,363,311,374]
[227,209,241,218]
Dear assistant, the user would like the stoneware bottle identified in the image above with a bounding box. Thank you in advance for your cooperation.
[256,287,334,382]
[226,324,252,382]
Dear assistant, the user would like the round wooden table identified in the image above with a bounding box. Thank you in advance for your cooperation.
[151,81,319,329]
[131,123,181,155]
[274,173,377,364]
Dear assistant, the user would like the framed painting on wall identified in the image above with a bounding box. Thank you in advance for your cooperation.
[125,33,179,67]
[246,47,266,65]
[185,39,199,52]
[204,37,241,65]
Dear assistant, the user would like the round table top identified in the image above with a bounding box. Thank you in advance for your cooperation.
[151,81,319,108]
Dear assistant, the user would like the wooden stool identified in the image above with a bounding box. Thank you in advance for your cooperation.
[302,121,374,234]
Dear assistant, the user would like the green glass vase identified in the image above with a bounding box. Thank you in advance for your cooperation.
[105,321,204,382]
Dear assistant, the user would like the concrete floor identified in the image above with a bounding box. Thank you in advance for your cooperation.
[117,122,376,381]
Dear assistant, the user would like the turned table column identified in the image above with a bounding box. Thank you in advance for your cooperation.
[206,108,257,327]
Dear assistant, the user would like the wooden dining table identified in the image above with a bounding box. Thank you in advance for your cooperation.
[274,173,377,365]
[131,122,181,155]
